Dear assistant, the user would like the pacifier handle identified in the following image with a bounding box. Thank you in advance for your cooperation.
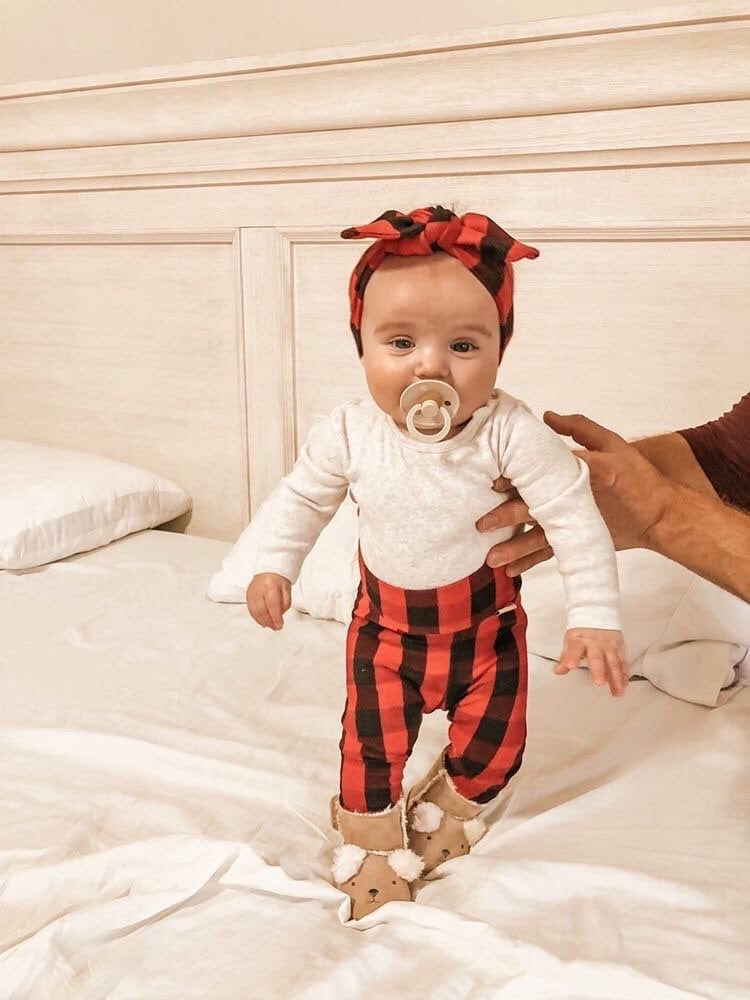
[399,379,460,442]
[405,403,451,442]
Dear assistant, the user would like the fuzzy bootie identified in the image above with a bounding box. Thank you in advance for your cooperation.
[406,752,487,874]
[330,797,424,920]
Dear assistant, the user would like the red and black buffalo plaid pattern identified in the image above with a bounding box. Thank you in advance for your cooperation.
[341,205,539,359]
[339,554,528,813]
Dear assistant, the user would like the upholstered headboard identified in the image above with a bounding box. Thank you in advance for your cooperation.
[1,1,748,539]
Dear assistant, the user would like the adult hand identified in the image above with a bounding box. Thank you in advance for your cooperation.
[476,411,676,574]
[476,476,551,575]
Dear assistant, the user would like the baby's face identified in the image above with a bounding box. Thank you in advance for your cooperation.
[359,252,500,436]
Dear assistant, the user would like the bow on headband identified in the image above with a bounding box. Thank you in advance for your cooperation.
[341,205,539,358]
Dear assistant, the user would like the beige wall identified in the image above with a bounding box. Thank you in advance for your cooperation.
[0,0,669,85]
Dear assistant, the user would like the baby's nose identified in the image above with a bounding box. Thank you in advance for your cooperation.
[414,353,450,379]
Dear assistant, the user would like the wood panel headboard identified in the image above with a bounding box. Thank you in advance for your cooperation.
[1,1,749,540]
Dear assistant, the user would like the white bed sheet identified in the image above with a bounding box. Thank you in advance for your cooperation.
[1,530,748,999]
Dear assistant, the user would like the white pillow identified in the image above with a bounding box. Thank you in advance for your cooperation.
[208,493,360,621]
[523,550,750,707]
[0,439,192,570]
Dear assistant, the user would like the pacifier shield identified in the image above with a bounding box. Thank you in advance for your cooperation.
[399,380,461,442]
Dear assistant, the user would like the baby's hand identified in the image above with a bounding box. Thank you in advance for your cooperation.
[246,573,292,631]
[554,628,628,697]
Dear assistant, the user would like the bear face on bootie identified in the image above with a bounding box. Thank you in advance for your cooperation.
[405,750,488,875]
[407,799,486,873]
[332,845,420,919]
[330,797,424,920]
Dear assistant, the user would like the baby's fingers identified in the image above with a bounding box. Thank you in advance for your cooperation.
[265,587,286,630]
[607,648,628,697]
[554,638,585,676]
[247,596,272,629]
[587,652,610,690]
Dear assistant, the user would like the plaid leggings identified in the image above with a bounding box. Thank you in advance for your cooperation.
[339,554,528,813]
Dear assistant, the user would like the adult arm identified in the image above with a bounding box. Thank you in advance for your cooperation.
[631,432,719,497]
[646,477,750,601]
[478,410,750,602]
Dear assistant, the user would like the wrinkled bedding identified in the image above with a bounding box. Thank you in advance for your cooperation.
[1,530,748,999]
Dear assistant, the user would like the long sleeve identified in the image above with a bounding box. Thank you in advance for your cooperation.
[255,408,351,584]
[499,400,621,630]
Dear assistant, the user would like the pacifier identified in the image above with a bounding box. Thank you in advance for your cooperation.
[399,379,461,442]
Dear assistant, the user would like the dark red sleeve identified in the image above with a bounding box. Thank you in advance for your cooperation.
[677,393,750,512]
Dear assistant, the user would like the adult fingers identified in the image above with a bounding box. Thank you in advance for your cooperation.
[543,411,626,453]
[504,545,555,577]
[477,497,534,532]
[486,524,548,567]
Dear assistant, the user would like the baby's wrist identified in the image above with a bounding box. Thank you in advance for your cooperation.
[565,613,622,632]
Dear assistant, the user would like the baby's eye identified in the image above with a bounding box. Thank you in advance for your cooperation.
[390,337,414,350]
[451,341,477,354]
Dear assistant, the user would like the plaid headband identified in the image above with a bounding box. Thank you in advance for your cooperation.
[341,205,539,358]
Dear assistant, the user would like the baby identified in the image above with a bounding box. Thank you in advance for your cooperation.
[246,205,626,921]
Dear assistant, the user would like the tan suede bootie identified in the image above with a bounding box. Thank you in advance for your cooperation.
[406,751,487,874]
[330,797,424,920]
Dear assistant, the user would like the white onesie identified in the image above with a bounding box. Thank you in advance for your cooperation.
[255,390,621,631]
